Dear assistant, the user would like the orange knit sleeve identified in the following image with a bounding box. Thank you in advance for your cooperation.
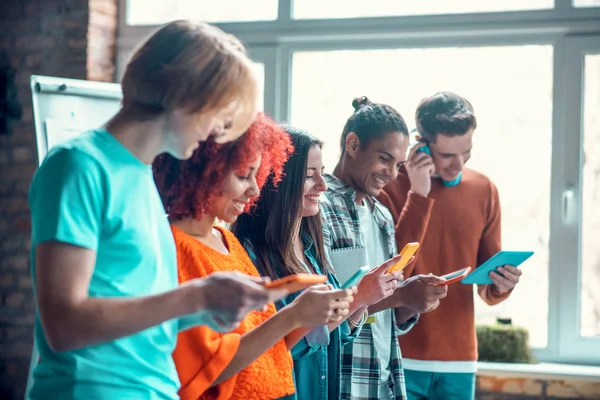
[174,326,241,400]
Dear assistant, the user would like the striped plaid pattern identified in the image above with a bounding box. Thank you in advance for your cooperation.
[320,174,410,400]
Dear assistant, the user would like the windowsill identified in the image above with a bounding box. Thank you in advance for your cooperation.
[477,362,600,382]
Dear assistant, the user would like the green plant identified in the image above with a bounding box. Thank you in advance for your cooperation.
[477,322,535,363]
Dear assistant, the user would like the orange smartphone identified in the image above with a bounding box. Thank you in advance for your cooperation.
[434,267,472,286]
[387,242,420,273]
[263,274,327,294]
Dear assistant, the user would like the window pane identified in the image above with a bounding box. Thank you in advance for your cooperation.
[573,0,600,7]
[581,54,600,338]
[127,0,278,25]
[294,0,553,20]
[252,62,266,111]
[291,45,553,348]
[117,49,265,111]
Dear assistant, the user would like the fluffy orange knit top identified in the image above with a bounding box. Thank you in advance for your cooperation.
[171,225,295,400]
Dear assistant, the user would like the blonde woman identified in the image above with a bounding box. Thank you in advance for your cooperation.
[28,20,270,400]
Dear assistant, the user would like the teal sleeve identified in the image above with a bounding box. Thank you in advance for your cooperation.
[244,241,328,359]
[29,148,105,250]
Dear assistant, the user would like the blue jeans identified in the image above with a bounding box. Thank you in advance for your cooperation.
[405,370,475,400]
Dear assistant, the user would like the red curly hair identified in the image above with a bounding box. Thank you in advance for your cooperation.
[153,113,293,220]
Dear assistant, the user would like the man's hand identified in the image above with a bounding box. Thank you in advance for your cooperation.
[490,265,522,294]
[405,140,435,198]
[184,272,272,332]
[354,254,405,308]
[396,275,448,313]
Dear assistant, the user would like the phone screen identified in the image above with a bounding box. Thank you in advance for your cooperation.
[442,268,469,280]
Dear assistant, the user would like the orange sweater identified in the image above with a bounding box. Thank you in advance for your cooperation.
[378,166,511,362]
[171,225,295,400]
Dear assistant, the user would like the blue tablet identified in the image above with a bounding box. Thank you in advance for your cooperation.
[460,250,534,285]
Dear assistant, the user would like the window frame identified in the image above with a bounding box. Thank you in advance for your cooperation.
[117,0,600,365]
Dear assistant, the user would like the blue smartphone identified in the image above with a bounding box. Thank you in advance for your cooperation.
[342,266,370,289]
[416,141,462,186]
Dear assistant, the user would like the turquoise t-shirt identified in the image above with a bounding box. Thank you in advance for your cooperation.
[28,129,180,399]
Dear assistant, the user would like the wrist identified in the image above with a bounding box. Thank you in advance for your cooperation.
[395,306,417,325]
[409,187,429,198]
[348,306,367,325]
[392,288,407,308]
[281,302,303,330]
[179,280,205,315]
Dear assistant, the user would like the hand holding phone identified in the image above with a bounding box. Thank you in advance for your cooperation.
[405,141,435,197]
[387,242,419,273]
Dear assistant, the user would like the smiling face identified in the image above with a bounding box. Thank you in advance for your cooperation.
[428,128,474,181]
[209,156,261,224]
[301,145,328,217]
[346,131,408,198]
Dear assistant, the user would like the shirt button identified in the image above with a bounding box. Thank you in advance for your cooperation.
[321,375,326,380]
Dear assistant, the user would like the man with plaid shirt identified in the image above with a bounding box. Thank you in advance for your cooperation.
[320,97,448,400]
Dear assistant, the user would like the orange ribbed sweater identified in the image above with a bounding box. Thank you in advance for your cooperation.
[171,225,295,400]
[378,166,511,362]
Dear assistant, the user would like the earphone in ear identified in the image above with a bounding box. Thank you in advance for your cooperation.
[416,141,462,187]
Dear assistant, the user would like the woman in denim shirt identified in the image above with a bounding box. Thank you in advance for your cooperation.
[232,126,369,399]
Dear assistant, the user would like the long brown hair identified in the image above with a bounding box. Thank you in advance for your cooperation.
[232,126,332,279]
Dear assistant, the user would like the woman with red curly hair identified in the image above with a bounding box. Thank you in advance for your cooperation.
[153,114,355,400]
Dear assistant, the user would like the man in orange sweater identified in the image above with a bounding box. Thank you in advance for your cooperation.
[378,92,523,400]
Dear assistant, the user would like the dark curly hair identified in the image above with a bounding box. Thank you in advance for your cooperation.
[152,112,293,220]
[415,92,477,143]
[340,96,409,153]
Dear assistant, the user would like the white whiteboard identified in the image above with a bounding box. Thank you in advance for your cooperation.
[30,75,122,165]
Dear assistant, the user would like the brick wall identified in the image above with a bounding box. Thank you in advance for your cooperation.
[0,1,117,398]
[477,375,600,399]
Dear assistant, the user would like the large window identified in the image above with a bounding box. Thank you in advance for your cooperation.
[126,0,278,25]
[294,0,553,20]
[119,0,600,365]
[291,45,553,348]
[580,54,600,338]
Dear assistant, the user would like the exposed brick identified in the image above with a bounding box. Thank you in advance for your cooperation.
[15,181,32,195]
[0,274,15,290]
[546,380,600,399]
[14,35,57,51]
[1,237,23,254]
[68,38,87,49]
[89,11,117,30]
[2,164,36,181]
[0,1,117,396]
[0,219,9,234]
[3,255,30,271]
[90,0,117,17]
[4,292,26,308]
[12,146,34,163]
[17,275,32,290]
[0,180,14,195]
[24,53,43,68]
[0,342,32,358]
[4,325,33,342]
[1,197,29,213]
